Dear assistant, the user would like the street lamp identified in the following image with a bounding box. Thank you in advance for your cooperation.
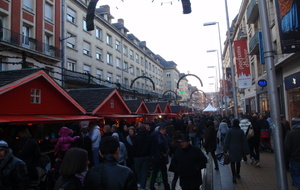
[203,21,228,115]
[207,66,219,111]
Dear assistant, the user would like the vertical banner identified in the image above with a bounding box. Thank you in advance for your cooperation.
[234,39,252,89]
[259,32,265,65]
[226,68,233,98]
[277,0,300,53]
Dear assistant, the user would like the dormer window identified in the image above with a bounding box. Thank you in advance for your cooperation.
[30,89,41,104]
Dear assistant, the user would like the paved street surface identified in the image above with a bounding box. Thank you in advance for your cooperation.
[144,144,298,190]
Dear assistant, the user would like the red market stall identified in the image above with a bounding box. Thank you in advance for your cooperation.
[67,88,143,126]
[125,99,150,123]
[144,102,163,121]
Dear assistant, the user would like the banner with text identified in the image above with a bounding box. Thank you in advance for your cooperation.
[234,39,252,89]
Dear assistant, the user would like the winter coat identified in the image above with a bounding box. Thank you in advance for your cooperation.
[112,133,128,164]
[84,156,138,190]
[223,127,249,162]
[172,144,207,189]
[285,125,300,162]
[55,127,78,152]
[218,122,229,134]
[203,125,217,152]
[133,131,151,158]
[12,137,41,181]
[89,125,101,148]
[54,175,83,190]
[150,131,170,164]
[0,149,29,190]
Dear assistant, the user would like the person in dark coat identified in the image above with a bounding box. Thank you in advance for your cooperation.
[84,136,137,190]
[203,120,219,170]
[12,127,41,186]
[223,119,249,184]
[246,115,261,166]
[172,134,207,190]
[133,124,151,190]
[0,140,29,190]
[54,148,89,190]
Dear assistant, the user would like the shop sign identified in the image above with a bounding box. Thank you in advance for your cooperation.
[284,71,300,90]
[258,79,267,87]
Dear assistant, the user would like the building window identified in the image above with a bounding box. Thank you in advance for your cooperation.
[116,75,121,83]
[123,62,128,70]
[110,99,114,108]
[83,41,91,55]
[141,57,144,65]
[96,69,103,84]
[136,68,140,76]
[129,49,134,60]
[83,19,88,31]
[107,53,113,65]
[44,35,51,54]
[123,45,128,56]
[67,60,76,71]
[166,81,171,87]
[45,3,53,22]
[22,25,30,47]
[130,65,134,75]
[166,72,171,77]
[96,48,102,61]
[30,89,41,104]
[96,27,102,39]
[106,34,112,45]
[107,72,113,86]
[23,0,34,12]
[116,57,121,68]
[66,33,76,49]
[115,40,120,51]
[67,7,76,24]
[136,54,139,63]
[83,64,91,73]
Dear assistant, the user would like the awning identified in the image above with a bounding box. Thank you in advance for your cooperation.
[99,114,142,118]
[0,115,103,125]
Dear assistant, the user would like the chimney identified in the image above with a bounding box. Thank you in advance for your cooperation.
[100,5,110,13]
[118,19,124,25]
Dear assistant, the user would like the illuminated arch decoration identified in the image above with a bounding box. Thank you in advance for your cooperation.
[176,74,203,89]
[130,76,155,90]
[162,90,178,100]
[190,89,206,101]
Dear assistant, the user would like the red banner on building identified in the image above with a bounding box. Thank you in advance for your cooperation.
[234,39,252,89]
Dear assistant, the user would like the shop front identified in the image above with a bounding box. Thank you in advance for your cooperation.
[284,71,300,119]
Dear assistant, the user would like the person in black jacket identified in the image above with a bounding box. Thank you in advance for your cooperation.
[84,136,138,190]
[54,148,89,190]
[285,117,300,189]
[133,124,151,190]
[172,135,207,190]
[203,120,219,170]
[0,140,29,190]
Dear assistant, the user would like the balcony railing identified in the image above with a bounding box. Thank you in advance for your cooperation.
[247,0,259,24]
[0,27,61,59]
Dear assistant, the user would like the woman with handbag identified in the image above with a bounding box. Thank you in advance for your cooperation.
[246,115,261,166]
[223,119,249,184]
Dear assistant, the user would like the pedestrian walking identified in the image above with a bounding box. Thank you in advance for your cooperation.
[54,148,89,190]
[0,140,29,190]
[84,136,138,190]
[150,125,171,190]
[223,119,249,184]
[171,134,207,190]
[89,122,101,165]
[218,119,229,145]
[247,115,261,166]
[112,132,128,165]
[284,117,300,189]
[203,120,219,170]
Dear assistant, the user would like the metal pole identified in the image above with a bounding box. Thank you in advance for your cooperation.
[225,0,238,119]
[61,0,65,88]
[215,51,223,116]
[258,1,288,189]
[216,22,228,116]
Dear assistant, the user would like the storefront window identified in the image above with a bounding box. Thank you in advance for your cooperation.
[259,92,269,114]
[288,87,300,119]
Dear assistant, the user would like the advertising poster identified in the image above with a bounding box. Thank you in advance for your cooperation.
[277,0,300,53]
[234,39,252,89]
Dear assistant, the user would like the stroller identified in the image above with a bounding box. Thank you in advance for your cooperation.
[259,129,273,153]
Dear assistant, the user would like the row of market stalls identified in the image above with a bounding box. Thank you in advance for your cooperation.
[0,68,194,151]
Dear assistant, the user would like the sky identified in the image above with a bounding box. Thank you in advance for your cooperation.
[96,0,243,92]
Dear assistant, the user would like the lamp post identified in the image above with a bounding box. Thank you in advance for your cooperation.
[208,66,220,113]
[203,21,228,116]
[207,50,223,115]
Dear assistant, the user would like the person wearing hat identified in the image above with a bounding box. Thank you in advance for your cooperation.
[0,140,29,190]
[171,134,207,190]
[285,117,300,189]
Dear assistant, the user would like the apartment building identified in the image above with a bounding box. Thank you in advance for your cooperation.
[223,0,300,119]
[0,0,62,80]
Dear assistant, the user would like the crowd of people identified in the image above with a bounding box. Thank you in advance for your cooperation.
[1,112,300,189]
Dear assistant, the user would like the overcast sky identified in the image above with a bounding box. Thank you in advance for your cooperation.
[97,0,242,92]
